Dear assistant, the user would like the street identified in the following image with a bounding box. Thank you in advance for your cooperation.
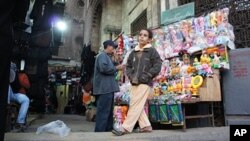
[4,114,229,141]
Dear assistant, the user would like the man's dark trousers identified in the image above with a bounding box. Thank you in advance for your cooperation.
[95,93,114,132]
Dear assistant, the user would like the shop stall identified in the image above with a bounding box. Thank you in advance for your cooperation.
[48,61,82,114]
[113,7,235,131]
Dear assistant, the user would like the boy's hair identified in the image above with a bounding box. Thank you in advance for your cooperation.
[140,29,153,39]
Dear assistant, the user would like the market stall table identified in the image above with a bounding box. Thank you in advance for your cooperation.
[181,98,215,131]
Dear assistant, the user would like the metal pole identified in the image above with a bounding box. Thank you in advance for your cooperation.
[51,22,55,48]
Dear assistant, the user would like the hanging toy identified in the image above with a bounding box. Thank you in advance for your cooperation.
[216,10,223,26]
[210,12,217,30]
[115,70,123,81]
[121,106,128,122]
[205,15,211,30]
[181,20,193,50]
[117,35,124,55]
[204,29,216,47]
[113,106,120,131]
[196,17,205,36]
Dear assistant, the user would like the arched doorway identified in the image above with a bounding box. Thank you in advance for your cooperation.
[91,3,103,52]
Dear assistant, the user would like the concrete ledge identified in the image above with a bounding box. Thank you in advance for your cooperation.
[5,127,229,141]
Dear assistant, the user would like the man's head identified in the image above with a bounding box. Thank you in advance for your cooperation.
[103,40,117,54]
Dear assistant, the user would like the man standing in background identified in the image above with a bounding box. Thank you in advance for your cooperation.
[93,40,123,132]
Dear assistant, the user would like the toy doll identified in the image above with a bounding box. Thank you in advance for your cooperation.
[180,20,192,50]
[167,81,174,94]
[175,79,182,94]
[204,29,216,47]
[169,25,183,53]
[222,8,229,24]
[182,76,192,95]
[161,83,168,95]
[170,58,180,78]
[205,15,211,30]
[210,12,217,30]
[154,86,161,96]
[202,63,213,77]
[212,51,221,69]
[164,41,174,59]
[200,51,211,65]
[216,10,223,26]
[197,16,205,35]
[180,51,190,77]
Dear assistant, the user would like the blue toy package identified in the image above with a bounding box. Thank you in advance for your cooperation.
[168,102,184,125]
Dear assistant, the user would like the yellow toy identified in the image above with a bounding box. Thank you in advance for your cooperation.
[176,80,182,94]
[191,75,203,96]
[210,12,217,29]
[168,83,174,94]
[200,51,211,65]
[181,76,192,94]
[154,86,161,96]
[170,58,180,77]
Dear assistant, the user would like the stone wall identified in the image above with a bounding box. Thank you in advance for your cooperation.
[98,0,122,51]
[61,0,163,55]
[121,0,160,35]
[58,0,84,61]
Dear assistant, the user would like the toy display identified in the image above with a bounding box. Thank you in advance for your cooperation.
[152,8,235,59]
[146,8,234,126]
[113,8,234,127]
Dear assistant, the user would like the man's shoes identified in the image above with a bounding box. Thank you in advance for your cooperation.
[112,128,129,136]
[112,129,124,136]
[12,123,26,132]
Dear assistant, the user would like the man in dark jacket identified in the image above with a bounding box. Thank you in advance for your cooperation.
[93,40,123,132]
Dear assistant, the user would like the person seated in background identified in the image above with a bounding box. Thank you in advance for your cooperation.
[8,62,30,132]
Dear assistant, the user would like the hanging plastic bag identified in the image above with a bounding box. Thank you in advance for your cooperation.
[36,120,71,137]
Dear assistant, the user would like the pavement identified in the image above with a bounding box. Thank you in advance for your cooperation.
[4,114,230,141]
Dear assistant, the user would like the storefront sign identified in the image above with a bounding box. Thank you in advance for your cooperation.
[161,2,195,25]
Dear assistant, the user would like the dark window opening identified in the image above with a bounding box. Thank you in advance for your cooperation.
[131,10,147,36]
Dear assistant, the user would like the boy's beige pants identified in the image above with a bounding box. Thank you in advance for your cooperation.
[122,84,151,132]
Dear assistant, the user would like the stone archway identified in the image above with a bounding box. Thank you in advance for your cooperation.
[91,2,103,52]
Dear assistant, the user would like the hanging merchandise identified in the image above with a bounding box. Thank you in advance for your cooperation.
[113,105,128,131]
[152,8,235,60]
[114,82,131,105]
[117,35,124,55]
